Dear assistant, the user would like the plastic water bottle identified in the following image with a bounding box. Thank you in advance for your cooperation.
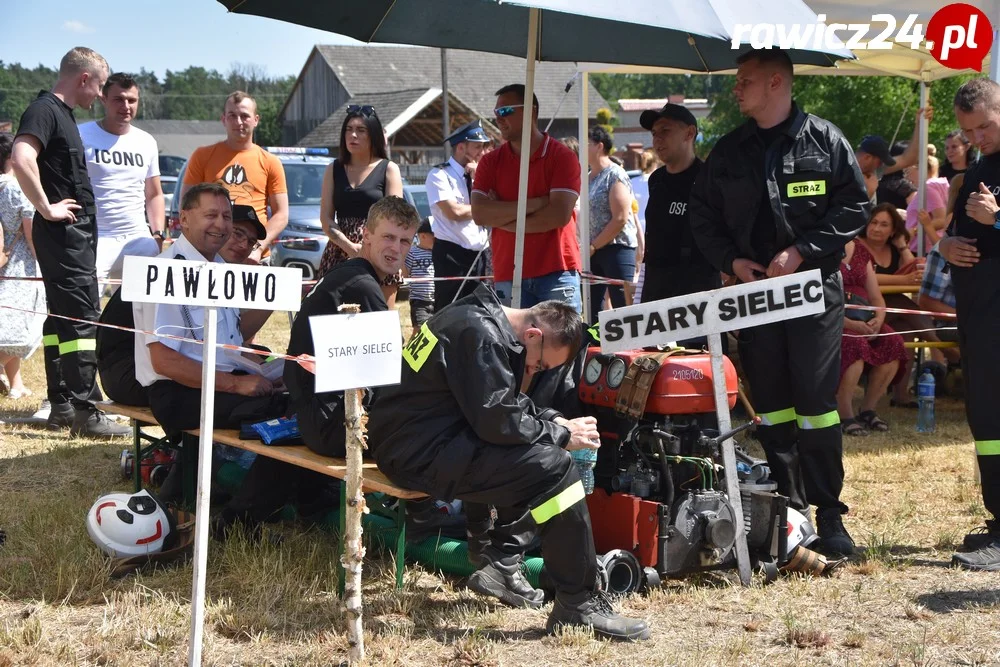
[916,370,936,433]
[571,448,598,494]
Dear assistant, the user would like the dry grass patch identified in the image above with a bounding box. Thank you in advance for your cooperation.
[6,321,1000,664]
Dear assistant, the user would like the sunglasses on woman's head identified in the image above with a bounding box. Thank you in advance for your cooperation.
[347,104,377,117]
[493,104,525,118]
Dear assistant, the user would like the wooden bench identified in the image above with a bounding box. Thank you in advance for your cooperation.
[105,402,426,590]
[879,285,918,295]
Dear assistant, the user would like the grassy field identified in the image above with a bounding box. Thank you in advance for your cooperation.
[2,309,999,666]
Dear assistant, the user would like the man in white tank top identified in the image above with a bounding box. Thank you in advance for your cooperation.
[79,72,164,280]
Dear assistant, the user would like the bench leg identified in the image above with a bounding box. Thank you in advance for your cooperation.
[133,419,142,493]
[395,499,407,590]
[337,481,347,597]
[180,433,198,509]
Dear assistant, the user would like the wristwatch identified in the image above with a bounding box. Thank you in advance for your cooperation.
[152,230,165,240]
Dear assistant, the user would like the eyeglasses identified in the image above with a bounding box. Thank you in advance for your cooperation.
[532,332,549,372]
[347,104,377,117]
[493,104,525,118]
[230,227,261,250]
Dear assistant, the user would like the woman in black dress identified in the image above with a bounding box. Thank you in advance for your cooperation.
[318,106,403,288]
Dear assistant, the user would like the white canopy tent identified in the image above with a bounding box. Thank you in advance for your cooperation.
[575,1,1000,307]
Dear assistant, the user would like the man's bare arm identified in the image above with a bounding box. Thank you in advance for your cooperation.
[145,176,165,235]
[437,199,473,222]
[497,191,578,234]
[471,192,548,228]
[11,137,60,221]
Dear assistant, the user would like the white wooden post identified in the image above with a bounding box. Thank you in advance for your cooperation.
[188,307,217,666]
[339,303,367,664]
[708,332,751,586]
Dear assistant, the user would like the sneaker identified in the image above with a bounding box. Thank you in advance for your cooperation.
[69,406,132,439]
[466,548,545,609]
[546,590,651,642]
[815,509,856,557]
[952,537,1000,571]
[45,401,75,430]
[32,399,52,421]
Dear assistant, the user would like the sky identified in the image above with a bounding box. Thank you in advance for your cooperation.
[4,0,363,79]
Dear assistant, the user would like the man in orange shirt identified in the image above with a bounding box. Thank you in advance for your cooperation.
[181,91,288,263]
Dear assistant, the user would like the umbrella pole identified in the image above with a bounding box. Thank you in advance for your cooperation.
[992,0,1000,83]
[917,82,928,258]
[512,7,539,309]
[578,72,591,322]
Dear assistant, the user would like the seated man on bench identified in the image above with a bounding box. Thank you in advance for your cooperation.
[133,184,286,501]
[215,196,457,534]
[368,285,651,642]
[97,203,273,407]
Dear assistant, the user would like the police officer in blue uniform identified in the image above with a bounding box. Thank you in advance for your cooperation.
[426,120,492,309]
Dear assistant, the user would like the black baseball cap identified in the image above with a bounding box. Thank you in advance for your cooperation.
[231,204,267,240]
[639,103,698,132]
[858,135,896,166]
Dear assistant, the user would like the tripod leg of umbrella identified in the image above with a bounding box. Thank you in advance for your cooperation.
[511,7,539,309]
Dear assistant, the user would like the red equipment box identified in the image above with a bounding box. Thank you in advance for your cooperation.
[578,348,737,415]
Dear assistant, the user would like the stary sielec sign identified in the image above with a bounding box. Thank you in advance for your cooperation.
[599,270,825,354]
[121,256,302,311]
[309,310,402,393]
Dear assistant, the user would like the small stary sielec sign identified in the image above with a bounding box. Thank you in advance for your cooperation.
[599,270,826,354]
[309,310,402,392]
[121,256,302,311]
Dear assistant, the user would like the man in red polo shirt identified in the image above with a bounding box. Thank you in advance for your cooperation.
[472,84,582,310]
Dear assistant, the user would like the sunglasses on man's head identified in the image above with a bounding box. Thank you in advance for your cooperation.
[493,104,525,118]
[347,104,377,117]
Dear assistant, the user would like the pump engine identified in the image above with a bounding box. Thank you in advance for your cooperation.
[578,348,797,590]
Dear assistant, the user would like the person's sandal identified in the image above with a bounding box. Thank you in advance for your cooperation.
[841,418,868,437]
[858,410,889,432]
[889,398,918,409]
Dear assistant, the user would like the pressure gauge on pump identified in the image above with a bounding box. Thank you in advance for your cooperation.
[606,357,627,389]
[584,358,603,385]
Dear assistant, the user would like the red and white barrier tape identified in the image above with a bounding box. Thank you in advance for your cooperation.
[0,302,318,373]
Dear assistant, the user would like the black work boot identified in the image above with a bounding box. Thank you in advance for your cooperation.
[815,508,856,557]
[961,520,1000,552]
[953,537,1000,571]
[70,406,131,439]
[45,401,75,430]
[466,547,545,609]
[547,590,651,641]
[404,499,466,544]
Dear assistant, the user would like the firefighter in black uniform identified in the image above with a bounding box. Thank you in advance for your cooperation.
[689,50,869,557]
[941,78,1000,570]
[11,47,128,438]
[367,286,650,641]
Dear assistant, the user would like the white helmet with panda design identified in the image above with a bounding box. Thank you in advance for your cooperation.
[786,507,820,551]
[86,489,172,558]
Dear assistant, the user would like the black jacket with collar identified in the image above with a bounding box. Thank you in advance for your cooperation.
[368,284,570,497]
[689,103,870,277]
